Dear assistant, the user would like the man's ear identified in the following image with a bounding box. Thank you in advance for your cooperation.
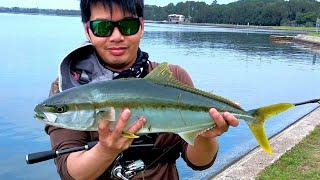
[83,23,91,41]
[140,18,144,38]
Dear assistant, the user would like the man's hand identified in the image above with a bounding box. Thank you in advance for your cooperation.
[199,108,239,138]
[186,108,239,167]
[97,108,147,158]
[67,108,146,180]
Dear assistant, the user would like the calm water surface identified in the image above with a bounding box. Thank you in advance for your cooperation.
[0,13,319,179]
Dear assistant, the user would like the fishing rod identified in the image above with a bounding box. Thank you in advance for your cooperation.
[26,141,154,164]
[26,141,98,164]
[294,99,320,106]
[26,142,154,180]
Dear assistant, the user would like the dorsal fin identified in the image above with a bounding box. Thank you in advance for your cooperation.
[145,62,176,83]
[144,62,242,110]
[145,62,197,91]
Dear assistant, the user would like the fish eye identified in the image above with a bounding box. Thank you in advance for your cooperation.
[56,105,67,113]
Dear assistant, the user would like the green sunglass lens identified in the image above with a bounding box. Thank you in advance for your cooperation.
[90,18,140,37]
[92,21,113,37]
[119,19,140,35]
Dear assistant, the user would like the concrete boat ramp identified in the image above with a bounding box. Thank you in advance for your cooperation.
[212,106,320,179]
[270,35,320,45]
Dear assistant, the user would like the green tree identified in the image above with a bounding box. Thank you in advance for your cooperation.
[142,0,320,26]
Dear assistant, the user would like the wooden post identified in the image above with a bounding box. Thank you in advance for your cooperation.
[316,18,320,34]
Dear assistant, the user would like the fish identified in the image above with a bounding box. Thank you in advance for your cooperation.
[34,62,320,154]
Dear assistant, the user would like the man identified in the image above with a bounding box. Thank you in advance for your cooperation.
[46,0,239,179]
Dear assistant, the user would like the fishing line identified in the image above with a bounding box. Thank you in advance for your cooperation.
[294,99,320,106]
[145,139,183,170]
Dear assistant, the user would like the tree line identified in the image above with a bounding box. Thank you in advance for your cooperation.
[145,0,320,26]
[0,7,80,16]
[1,0,319,26]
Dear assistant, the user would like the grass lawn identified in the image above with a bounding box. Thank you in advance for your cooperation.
[257,125,320,180]
[270,26,317,32]
[308,33,320,37]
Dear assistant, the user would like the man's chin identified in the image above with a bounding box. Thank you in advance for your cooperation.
[104,60,133,71]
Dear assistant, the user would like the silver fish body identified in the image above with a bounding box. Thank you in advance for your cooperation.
[35,78,248,144]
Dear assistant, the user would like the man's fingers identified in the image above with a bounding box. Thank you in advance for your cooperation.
[127,117,147,133]
[209,108,227,128]
[209,108,228,135]
[223,112,239,127]
[98,119,110,137]
[113,108,131,136]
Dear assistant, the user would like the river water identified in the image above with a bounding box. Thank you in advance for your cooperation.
[0,13,319,179]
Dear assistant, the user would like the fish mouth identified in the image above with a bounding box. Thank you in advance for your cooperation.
[34,104,42,112]
[34,104,59,123]
[34,110,57,123]
[34,104,52,121]
[34,112,46,120]
[34,104,47,121]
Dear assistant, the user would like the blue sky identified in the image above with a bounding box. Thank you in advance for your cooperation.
[0,0,237,9]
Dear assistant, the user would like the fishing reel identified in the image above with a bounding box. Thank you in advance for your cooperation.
[111,154,145,180]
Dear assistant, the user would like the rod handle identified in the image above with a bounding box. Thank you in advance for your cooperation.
[26,150,57,164]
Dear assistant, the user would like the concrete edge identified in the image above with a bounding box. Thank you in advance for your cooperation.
[294,35,320,45]
[212,106,320,180]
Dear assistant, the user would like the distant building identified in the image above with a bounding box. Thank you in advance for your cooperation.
[168,14,191,23]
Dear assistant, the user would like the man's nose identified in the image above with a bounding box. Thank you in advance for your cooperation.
[109,27,124,42]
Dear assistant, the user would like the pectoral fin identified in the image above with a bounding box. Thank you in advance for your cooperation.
[122,131,140,138]
[95,107,116,122]
[95,108,139,138]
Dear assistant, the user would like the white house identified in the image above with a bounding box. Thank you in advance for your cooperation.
[168,14,189,23]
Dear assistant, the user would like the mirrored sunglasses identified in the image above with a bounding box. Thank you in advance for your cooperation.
[89,17,141,37]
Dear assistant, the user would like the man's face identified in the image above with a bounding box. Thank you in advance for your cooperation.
[86,3,144,71]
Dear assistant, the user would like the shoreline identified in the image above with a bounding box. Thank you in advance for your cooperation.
[271,34,320,45]
[145,20,316,34]
[213,106,320,179]
[148,20,320,50]
[0,11,317,32]
[0,12,315,34]
[270,34,320,54]
[294,34,320,45]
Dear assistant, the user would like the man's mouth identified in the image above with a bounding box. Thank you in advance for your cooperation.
[108,47,127,56]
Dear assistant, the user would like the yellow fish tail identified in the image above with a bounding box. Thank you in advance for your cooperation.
[247,103,295,154]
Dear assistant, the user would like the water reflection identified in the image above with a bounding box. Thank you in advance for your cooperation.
[143,30,317,68]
